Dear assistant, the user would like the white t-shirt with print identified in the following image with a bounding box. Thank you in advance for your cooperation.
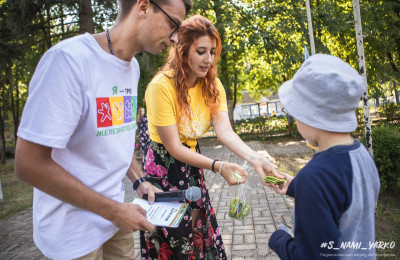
[18,33,139,260]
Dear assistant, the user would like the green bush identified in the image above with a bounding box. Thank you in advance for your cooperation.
[361,125,400,192]
[234,116,289,140]
[377,102,400,125]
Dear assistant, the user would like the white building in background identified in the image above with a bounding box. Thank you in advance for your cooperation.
[233,90,284,121]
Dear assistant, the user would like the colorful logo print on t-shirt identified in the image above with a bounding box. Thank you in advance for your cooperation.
[96,96,137,128]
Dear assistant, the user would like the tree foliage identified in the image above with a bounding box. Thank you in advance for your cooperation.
[1,0,399,163]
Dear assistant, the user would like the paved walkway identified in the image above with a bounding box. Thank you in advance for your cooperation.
[0,139,308,260]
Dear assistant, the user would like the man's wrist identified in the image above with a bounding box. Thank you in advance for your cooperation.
[132,177,148,191]
[99,197,121,223]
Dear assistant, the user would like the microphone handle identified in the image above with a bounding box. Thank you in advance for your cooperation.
[142,190,186,202]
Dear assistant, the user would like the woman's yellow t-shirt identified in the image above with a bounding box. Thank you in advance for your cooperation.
[145,71,228,148]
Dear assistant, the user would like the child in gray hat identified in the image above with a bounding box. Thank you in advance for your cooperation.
[268,54,380,259]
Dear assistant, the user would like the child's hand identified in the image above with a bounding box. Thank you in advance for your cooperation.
[269,172,293,195]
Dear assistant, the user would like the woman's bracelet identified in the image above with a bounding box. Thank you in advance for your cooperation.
[218,161,225,175]
[132,177,147,191]
[211,159,219,172]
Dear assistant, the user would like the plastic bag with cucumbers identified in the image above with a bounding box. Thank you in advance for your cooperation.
[228,162,251,220]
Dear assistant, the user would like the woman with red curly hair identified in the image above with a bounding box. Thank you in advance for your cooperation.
[142,15,279,259]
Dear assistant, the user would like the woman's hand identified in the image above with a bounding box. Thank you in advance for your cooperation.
[269,172,294,195]
[219,162,248,186]
[250,155,283,185]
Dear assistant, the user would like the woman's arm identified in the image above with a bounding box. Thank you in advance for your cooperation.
[156,124,247,185]
[212,111,282,181]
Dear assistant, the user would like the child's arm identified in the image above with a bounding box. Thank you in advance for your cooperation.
[269,170,344,259]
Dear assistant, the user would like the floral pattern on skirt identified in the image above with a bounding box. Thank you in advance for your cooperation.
[140,140,226,260]
[138,116,151,155]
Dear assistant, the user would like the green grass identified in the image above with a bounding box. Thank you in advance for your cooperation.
[274,155,311,176]
[374,184,400,259]
[0,163,33,220]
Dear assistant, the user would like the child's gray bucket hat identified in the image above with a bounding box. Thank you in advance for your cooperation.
[278,54,366,132]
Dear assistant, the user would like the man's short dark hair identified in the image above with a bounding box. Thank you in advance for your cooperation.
[117,0,192,21]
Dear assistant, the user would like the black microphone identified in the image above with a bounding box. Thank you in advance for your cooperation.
[142,186,202,202]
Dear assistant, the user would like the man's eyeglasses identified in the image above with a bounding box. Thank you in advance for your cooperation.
[149,0,181,38]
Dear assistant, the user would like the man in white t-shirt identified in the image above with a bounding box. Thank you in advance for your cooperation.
[14,0,192,259]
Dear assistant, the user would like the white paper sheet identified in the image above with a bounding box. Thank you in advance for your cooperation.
[131,198,189,228]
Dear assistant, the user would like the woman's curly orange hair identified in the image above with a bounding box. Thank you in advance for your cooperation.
[160,15,222,125]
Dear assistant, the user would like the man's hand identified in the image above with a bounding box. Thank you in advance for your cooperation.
[110,202,156,232]
[136,182,163,204]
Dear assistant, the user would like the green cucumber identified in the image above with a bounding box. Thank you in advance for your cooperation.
[229,198,251,220]
[262,176,286,185]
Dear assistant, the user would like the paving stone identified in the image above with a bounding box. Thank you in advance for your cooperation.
[244,234,256,244]
[232,234,244,244]
[222,234,232,241]
[257,245,270,257]
[0,139,295,260]
[231,248,256,256]
[231,257,245,260]
[233,229,255,235]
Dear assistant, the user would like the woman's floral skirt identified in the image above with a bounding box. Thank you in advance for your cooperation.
[140,140,226,260]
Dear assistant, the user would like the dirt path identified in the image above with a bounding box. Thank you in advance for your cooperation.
[199,137,312,176]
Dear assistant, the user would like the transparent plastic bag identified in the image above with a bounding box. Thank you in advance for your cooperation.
[228,162,251,220]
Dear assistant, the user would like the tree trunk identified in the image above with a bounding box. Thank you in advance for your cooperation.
[60,3,66,40]
[353,0,373,156]
[0,178,3,202]
[0,66,8,164]
[79,0,94,34]
[44,6,53,49]
[0,116,5,164]
[386,53,399,105]
[11,66,20,145]
[231,70,239,130]
[305,0,316,55]
[0,71,3,164]
[37,7,52,51]
[213,0,234,127]
[232,72,238,108]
